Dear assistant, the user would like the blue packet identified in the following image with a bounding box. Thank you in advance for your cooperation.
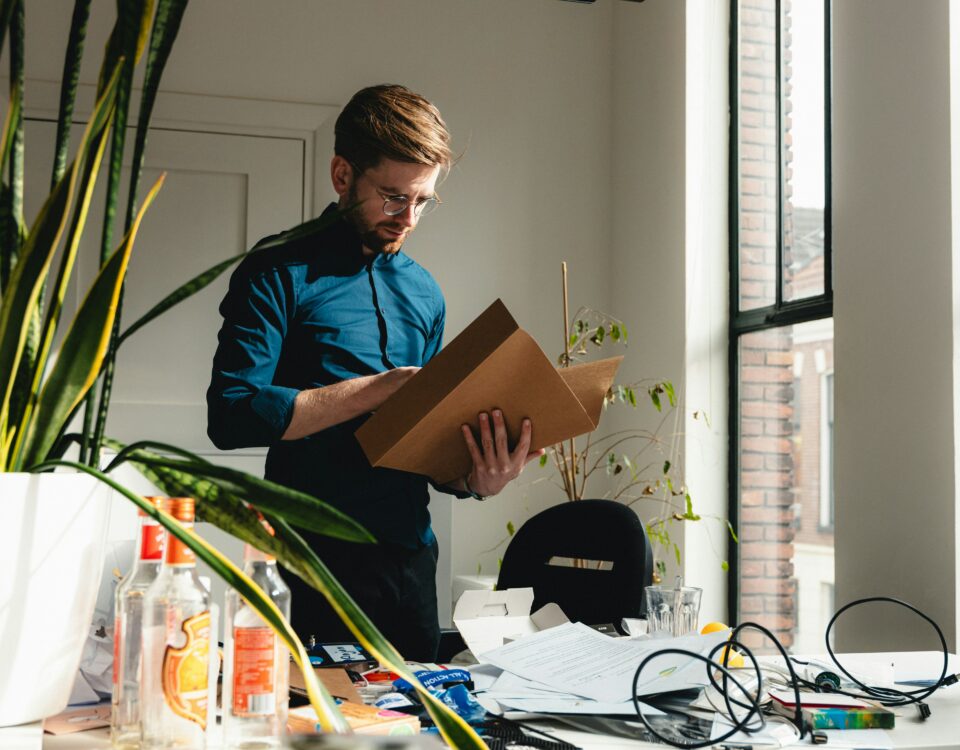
[393,668,486,725]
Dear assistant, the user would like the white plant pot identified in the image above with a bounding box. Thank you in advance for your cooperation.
[0,472,110,726]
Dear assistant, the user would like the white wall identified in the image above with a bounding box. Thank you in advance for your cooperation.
[17,0,639,624]
[683,0,730,628]
[833,0,959,651]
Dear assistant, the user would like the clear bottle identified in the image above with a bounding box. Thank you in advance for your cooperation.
[111,497,168,748]
[141,497,211,749]
[222,536,292,748]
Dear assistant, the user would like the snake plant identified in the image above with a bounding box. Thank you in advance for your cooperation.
[0,2,486,745]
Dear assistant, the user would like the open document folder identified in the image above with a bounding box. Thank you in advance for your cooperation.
[355,299,622,486]
[476,622,731,709]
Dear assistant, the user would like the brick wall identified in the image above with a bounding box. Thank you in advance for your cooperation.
[737,0,798,649]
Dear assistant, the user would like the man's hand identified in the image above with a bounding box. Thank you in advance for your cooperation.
[460,410,545,498]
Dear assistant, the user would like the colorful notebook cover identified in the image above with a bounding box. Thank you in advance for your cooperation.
[770,699,895,730]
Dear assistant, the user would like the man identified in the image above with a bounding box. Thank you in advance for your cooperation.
[207,84,542,661]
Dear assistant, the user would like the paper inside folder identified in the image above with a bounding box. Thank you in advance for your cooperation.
[355,299,622,485]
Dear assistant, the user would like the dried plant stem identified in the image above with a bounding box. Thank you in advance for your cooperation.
[561,262,577,498]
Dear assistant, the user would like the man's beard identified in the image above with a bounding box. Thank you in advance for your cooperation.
[346,185,408,255]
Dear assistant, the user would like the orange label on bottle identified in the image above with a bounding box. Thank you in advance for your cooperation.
[162,611,210,729]
[164,525,195,566]
[232,626,276,716]
[140,521,164,561]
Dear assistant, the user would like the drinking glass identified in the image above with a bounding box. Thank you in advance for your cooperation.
[643,583,702,637]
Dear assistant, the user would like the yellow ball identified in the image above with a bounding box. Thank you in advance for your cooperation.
[701,621,728,634]
[700,622,745,667]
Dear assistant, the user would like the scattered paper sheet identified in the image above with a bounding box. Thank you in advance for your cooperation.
[494,696,665,716]
[480,621,729,704]
[710,713,801,747]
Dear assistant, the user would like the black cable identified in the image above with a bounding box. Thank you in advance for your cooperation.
[707,637,765,731]
[823,596,952,708]
[631,647,764,748]
[728,622,806,740]
[627,597,955,747]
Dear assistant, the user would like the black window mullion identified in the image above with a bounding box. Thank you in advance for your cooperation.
[823,0,833,296]
[775,0,784,308]
[726,0,742,630]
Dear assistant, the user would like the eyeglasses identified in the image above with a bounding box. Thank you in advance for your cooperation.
[376,189,441,218]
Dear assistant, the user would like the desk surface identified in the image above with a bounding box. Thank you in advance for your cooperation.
[15,651,960,750]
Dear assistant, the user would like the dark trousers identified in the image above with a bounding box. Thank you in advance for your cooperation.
[287,535,441,663]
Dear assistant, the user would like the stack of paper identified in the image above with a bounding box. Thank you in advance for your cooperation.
[472,621,730,716]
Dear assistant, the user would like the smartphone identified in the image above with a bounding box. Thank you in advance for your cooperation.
[307,641,377,668]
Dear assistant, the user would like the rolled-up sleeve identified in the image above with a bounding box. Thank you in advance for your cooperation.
[207,263,298,450]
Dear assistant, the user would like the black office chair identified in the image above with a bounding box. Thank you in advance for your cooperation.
[495,499,654,632]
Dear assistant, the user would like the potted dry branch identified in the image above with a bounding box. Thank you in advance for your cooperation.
[534,262,733,581]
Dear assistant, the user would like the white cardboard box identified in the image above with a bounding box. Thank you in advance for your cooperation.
[452,587,569,659]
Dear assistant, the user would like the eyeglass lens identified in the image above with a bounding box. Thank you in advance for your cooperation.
[383,196,438,217]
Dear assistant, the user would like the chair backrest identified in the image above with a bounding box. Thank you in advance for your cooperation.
[495,499,653,631]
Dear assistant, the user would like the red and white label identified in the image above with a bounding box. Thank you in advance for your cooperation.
[231,627,276,716]
[140,520,164,561]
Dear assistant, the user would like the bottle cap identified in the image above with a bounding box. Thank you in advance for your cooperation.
[139,496,168,516]
[168,497,195,522]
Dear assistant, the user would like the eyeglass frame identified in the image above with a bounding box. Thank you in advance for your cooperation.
[348,160,442,218]
[376,188,442,218]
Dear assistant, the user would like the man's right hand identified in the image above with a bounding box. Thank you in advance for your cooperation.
[282,366,420,440]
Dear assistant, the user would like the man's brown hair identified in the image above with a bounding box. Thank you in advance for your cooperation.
[335,84,452,175]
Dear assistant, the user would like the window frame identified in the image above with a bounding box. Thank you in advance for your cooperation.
[727,0,834,624]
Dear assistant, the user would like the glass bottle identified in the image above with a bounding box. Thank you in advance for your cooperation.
[141,497,211,749]
[222,536,291,748]
[111,497,168,748]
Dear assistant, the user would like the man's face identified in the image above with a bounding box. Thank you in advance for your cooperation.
[334,157,441,256]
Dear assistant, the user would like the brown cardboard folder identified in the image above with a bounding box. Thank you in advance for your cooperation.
[355,299,622,486]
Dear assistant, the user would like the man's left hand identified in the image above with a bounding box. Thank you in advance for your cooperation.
[460,410,545,498]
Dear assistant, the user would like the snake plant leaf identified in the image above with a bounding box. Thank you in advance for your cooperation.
[28,459,352,735]
[105,439,213,467]
[0,68,121,464]
[15,102,114,461]
[0,0,15,61]
[126,0,188,227]
[50,0,93,188]
[253,209,348,252]
[0,185,26,298]
[95,437,488,747]
[7,0,23,232]
[269,517,489,749]
[132,0,156,65]
[0,81,21,175]
[99,0,152,262]
[118,209,344,346]
[18,174,164,469]
[24,128,113,433]
[118,250,247,345]
[104,443,375,543]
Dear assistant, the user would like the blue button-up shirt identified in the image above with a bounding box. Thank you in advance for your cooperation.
[207,204,447,547]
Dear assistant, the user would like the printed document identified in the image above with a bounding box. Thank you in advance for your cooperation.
[480,621,729,703]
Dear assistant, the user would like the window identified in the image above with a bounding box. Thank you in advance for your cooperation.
[730,0,833,651]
